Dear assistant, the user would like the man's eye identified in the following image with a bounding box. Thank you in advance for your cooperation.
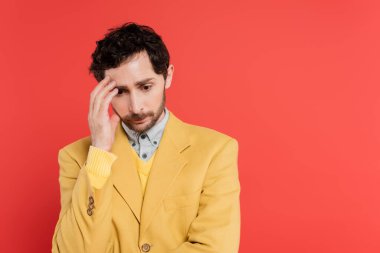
[116,89,125,95]
[142,85,151,91]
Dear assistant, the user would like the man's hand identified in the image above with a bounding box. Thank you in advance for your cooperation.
[88,75,120,152]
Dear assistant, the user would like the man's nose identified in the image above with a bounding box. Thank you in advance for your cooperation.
[129,92,143,114]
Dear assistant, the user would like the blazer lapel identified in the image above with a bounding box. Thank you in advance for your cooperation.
[140,111,191,233]
[111,122,143,223]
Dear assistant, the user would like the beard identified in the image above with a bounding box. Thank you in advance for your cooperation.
[120,89,166,134]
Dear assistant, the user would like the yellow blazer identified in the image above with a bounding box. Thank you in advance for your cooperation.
[51,111,241,253]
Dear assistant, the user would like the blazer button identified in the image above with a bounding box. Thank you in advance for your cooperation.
[87,208,93,216]
[141,243,151,252]
[89,196,94,204]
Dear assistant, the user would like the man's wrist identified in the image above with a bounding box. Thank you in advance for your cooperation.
[85,146,118,177]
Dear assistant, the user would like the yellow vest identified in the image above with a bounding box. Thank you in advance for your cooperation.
[128,144,156,195]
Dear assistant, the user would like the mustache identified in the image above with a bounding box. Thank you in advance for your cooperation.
[127,112,154,121]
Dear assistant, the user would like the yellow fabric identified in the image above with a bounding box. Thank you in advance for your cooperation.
[85,146,118,189]
[51,111,241,253]
[84,144,156,193]
[128,143,156,195]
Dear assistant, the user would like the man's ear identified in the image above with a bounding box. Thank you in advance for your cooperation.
[164,64,174,89]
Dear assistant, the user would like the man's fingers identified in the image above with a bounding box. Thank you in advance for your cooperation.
[89,75,112,113]
[96,80,117,105]
[99,88,119,115]
[93,80,117,114]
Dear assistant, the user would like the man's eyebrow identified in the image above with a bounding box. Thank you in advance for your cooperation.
[115,78,155,89]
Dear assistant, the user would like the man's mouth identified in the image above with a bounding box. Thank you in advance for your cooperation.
[131,117,147,124]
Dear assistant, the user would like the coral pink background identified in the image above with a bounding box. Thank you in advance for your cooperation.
[1,0,379,252]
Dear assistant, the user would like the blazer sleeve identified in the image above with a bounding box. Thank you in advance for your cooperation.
[171,138,241,253]
[51,146,118,253]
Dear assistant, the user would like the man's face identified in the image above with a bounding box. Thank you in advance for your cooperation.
[105,50,174,134]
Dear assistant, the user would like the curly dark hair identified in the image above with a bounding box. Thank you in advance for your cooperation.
[89,22,170,82]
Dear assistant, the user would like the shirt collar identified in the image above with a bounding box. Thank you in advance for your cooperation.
[121,107,170,145]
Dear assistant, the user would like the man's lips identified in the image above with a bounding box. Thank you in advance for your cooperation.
[131,117,147,123]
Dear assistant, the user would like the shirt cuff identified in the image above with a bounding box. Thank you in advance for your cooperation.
[84,145,118,189]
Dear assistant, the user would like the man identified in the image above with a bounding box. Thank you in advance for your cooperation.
[51,22,240,253]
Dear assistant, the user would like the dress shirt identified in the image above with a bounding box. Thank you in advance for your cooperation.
[121,107,169,161]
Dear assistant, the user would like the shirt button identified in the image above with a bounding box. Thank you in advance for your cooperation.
[132,142,136,147]
[141,243,151,252]
[153,141,157,145]
[141,134,146,139]
[142,153,147,159]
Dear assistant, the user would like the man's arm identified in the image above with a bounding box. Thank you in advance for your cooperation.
[171,138,241,253]
[51,146,117,253]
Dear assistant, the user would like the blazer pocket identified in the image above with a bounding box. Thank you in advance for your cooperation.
[163,190,201,211]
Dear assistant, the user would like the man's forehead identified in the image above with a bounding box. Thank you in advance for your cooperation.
[104,52,158,85]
